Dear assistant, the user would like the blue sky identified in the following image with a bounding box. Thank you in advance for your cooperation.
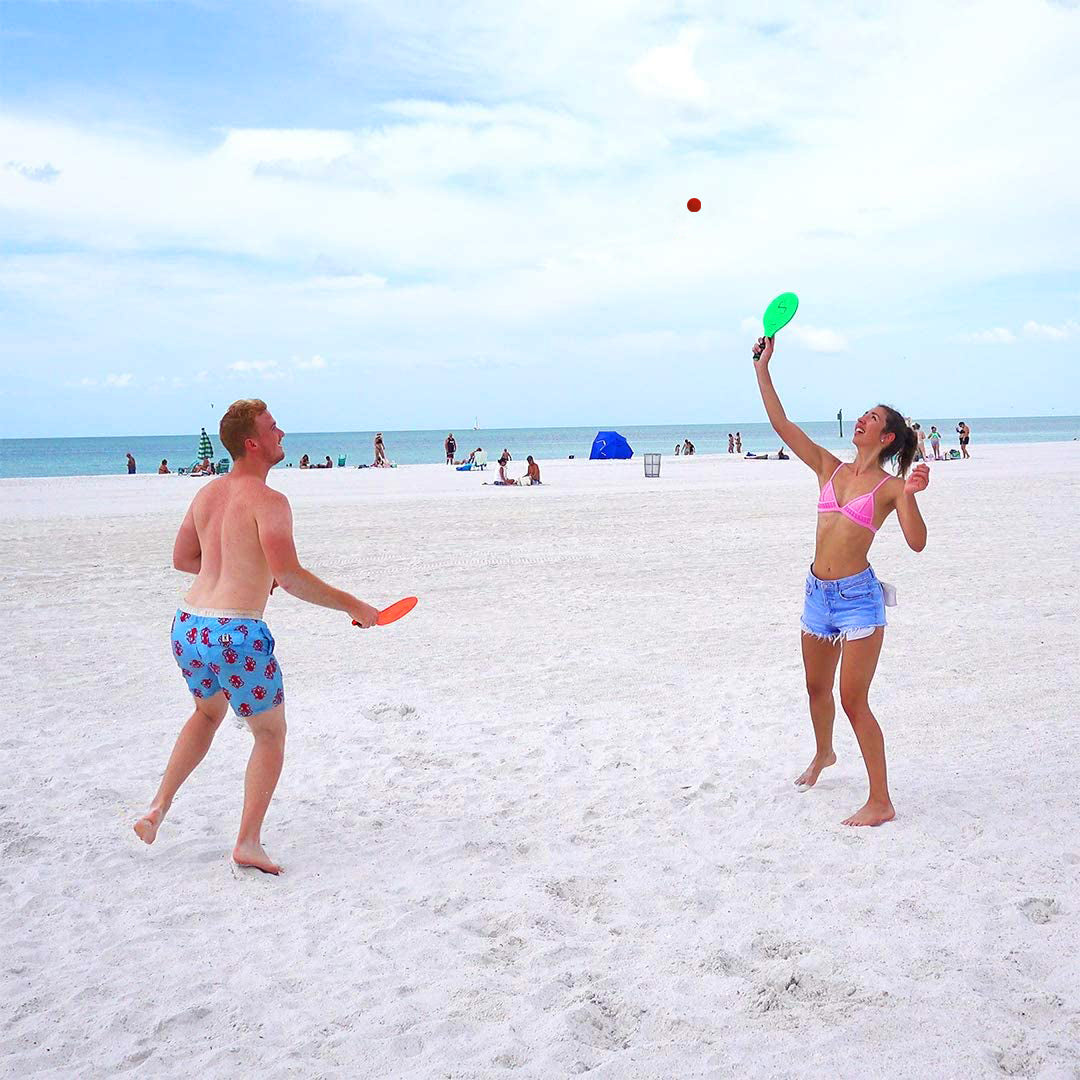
[2,0,1079,438]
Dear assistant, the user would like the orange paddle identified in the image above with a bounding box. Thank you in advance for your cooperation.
[353,596,418,627]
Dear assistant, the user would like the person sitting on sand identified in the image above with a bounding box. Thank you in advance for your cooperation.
[526,455,541,484]
[753,332,929,826]
[158,459,171,474]
[133,398,381,875]
[324,456,333,469]
[191,458,213,476]
[299,454,310,469]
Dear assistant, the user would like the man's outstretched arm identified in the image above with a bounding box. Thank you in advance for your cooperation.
[256,492,379,626]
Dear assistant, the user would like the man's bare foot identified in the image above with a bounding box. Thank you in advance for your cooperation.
[233,841,283,875]
[795,752,836,788]
[841,800,896,826]
[133,807,165,845]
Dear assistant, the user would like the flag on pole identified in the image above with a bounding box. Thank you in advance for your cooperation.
[198,427,214,462]
[837,409,843,437]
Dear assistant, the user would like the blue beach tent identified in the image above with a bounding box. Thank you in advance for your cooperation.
[589,431,633,460]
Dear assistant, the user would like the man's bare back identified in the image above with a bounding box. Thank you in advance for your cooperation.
[177,473,287,614]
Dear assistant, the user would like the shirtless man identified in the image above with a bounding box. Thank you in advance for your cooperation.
[133,399,379,874]
[526,455,541,484]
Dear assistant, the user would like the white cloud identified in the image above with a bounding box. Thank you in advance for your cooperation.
[229,359,279,372]
[104,372,133,387]
[6,160,60,183]
[629,27,707,102]
[789,325,848,353]
[1023,319,1078,341]
[953,328,1017,345]
[296,355,327,370]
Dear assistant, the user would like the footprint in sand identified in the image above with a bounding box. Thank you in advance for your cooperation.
[1019,897,1060,924]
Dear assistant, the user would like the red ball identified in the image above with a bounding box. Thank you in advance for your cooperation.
[687,197,701,212]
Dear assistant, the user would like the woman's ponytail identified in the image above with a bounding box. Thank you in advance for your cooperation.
[878,406,917,477]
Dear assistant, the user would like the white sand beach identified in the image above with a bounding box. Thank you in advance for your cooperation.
[2,442,1078,1079]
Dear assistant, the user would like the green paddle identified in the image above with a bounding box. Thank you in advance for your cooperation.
[763,292,799,338]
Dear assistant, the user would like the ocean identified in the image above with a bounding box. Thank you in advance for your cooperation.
[1,417,1077,479]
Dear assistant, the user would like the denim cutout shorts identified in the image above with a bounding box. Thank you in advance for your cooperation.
[171,610,284,717]
[801,565,887,643]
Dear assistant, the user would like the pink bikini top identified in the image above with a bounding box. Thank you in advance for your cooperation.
[817,463,890,533]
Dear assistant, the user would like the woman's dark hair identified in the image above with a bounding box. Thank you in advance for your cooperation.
[878,405,917,477]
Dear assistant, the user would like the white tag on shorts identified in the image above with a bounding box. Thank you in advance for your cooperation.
[880,581,898,607]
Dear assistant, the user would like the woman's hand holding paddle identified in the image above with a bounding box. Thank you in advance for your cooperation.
[753,335,775,365]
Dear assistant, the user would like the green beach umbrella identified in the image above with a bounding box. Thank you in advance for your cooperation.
[198,427,214,461]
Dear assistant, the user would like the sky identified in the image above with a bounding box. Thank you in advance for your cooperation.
[1,0,1079,438]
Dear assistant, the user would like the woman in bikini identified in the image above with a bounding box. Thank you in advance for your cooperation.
[753,334,930,826]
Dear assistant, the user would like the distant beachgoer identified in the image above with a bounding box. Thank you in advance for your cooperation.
[674,443,681,455]
[299,454,310,469]
[126,453,137,475]
[727,434,735,453]
[159,459,170,474]
[777,447,789,460]
[688,441,696,455]
[494,457,516,486]
[502,448,512,462]
[445,433,456,464]
[735,432,742,453]
[928,426,942,460]
[957,421,971,459]
[913,423,927,462]
[753,332,929,827]
[374,433,388,467]
[133,398,380,875]
[191,458,213,476]
[526,455,541,484]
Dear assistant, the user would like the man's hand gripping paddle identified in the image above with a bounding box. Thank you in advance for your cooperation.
[354,596,418,628]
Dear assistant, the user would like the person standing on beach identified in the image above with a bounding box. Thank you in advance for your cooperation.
[727,433,735,453]
[928,426,943,460]
[753,335,929,826]
[735,432,742,454]
[126,453,137,474]
[445,433,456,464]
[957,421,971,459]
[374,432,388,467]
[133,399,380,874]
[913,423,927,462]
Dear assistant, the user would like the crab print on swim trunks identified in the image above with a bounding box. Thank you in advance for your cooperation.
[170,611,284,717]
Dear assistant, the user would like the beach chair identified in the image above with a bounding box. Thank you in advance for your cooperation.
[473,450,488,471]
[216,457,231,474]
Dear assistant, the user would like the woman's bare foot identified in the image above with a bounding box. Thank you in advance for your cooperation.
[841,799,896,826]
[233,841,283,875]
[133,807,165,845]
[795,751,836,788]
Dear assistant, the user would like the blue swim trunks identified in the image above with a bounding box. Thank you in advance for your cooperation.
[801,565,887,644]
[170,609,284,717]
